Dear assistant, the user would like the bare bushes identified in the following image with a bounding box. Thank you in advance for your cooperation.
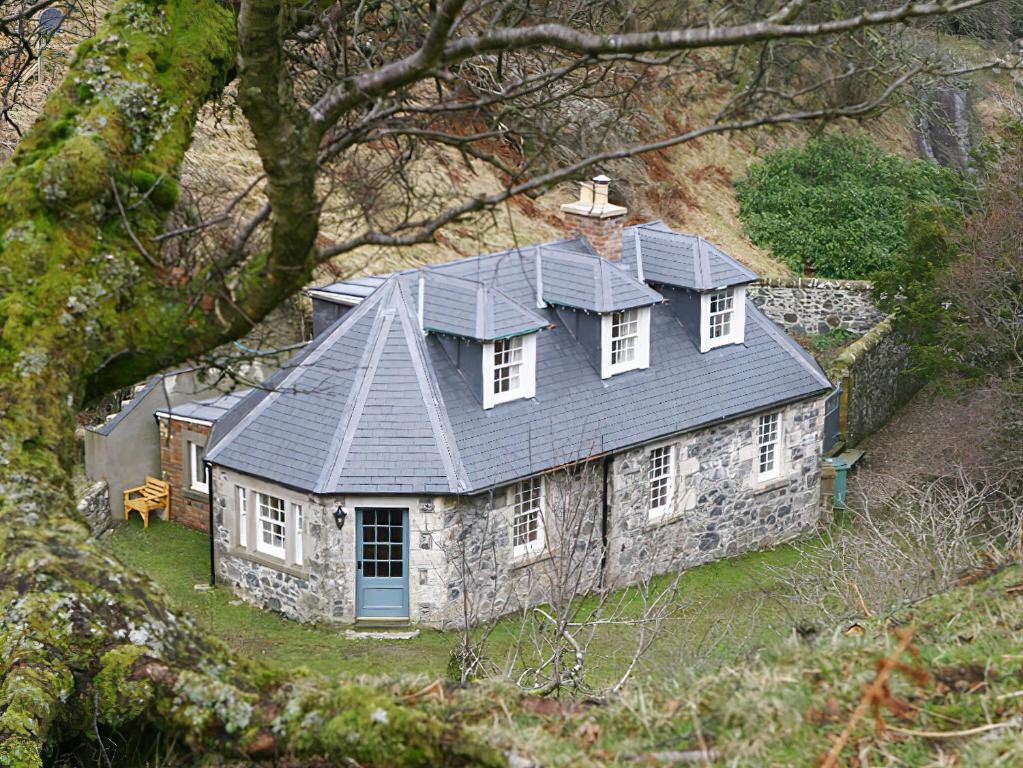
[447,461,688,696]
[771,472,1022,629]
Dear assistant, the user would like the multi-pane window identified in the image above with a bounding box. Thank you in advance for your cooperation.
[188,441,209,493]
[512,477,544,556]
[492,336,524,395]
[236,486,248,547]
[649,445,675,515]
[757,412,781,480]
[256,492,286,559]
[708,290,734,340]
[610,309,640,366]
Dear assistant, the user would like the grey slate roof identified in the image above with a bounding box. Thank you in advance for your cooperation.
[209,223,830,495]
[155,390,250,425]
[621,222,757,290]
[539,245,663,312]
[422,271,549,341]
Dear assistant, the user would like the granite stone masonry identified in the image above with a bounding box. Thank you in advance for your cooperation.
[607,398,825,581]
[748,278,884,337]
[77,480,110,536]
[212,396,825,628]
[437,467,606,628]
[828,317,924,447]
[213,466,448,625]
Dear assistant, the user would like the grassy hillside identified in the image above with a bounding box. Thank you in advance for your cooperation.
[5,10,1013,286]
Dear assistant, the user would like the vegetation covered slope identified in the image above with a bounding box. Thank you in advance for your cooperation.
[492,562,1023,767]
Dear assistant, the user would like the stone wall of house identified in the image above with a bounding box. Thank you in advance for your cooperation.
[212,465,447,625]
[607,397,826,581]
[77,480,111,536]
[211,398,825,629]
[827,317,924,447]
[437,467,606,629]
[158,417,211,531]
[748,278,884,337]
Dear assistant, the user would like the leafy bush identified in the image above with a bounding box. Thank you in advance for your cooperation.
[811,327,858,352]
[736,135,972,278]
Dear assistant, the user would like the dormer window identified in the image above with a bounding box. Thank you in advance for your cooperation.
[708,291,733,339]
[483,334,537,409]
[700,286,746,351]
[601,306,650,378]
[494,337,522,394]
[611,310,639,365]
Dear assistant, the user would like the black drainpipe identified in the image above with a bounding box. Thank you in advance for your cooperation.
[205,460,216,587]
[599,454,612,586]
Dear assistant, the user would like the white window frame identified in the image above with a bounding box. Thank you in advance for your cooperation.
[236,486,248,549]
[601,306,650,378]
[255,492,287,560]
[700,286,746,352]
[756,412,782,482]
[292,502,304,566]
[511,477,545,559]
[648,444,676,518]
[188,440,209,494]
[482,333,537,409]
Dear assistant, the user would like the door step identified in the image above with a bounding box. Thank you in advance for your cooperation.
[354,616,411,627]
[345,627,420,641]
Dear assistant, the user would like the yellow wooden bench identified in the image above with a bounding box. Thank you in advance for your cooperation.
[124,476,170,528]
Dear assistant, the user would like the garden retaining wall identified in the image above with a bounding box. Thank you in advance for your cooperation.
[752,279,923,449]
[826,316,925,447]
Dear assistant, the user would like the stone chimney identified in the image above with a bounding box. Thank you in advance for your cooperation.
[560,175,627,260]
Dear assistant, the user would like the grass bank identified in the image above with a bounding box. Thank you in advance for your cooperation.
[107,517,817,682]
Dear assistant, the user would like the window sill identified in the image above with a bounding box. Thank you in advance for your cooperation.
[751,477,789,496]
[643,510,684,533]
[226,547,309,579]
[510,549,550,570]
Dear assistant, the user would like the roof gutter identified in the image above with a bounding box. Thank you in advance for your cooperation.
[306,289,364,305]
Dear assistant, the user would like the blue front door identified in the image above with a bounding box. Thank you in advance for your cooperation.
[355,508,409,619]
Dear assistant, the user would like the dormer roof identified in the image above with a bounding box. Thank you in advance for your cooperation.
[621,222,757,291]
[539,244,663,313]
[420,271,548,341]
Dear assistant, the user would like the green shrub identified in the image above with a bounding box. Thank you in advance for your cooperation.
[735,135,972,278]
[811,327,858,352]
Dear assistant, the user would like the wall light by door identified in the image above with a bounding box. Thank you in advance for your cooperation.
[333,506,348,530]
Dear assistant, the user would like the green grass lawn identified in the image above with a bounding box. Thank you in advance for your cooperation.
[107,517,817,683]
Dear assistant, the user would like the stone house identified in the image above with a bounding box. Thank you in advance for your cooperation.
[204,177,831,628]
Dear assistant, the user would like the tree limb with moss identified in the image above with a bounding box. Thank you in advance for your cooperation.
[0,0,1017,764]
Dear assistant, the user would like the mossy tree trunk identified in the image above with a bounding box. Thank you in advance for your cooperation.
[0,2,504,765]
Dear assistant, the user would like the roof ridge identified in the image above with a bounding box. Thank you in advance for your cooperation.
[631,219,666,230]
[422,269,486,288]
[694,236,710,289]
[316,282,400,492]
[396,281,469,492]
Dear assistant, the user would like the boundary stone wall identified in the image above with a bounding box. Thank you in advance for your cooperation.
[77,480,111,536]
[826,316,924,447]
[749,278,884,337]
